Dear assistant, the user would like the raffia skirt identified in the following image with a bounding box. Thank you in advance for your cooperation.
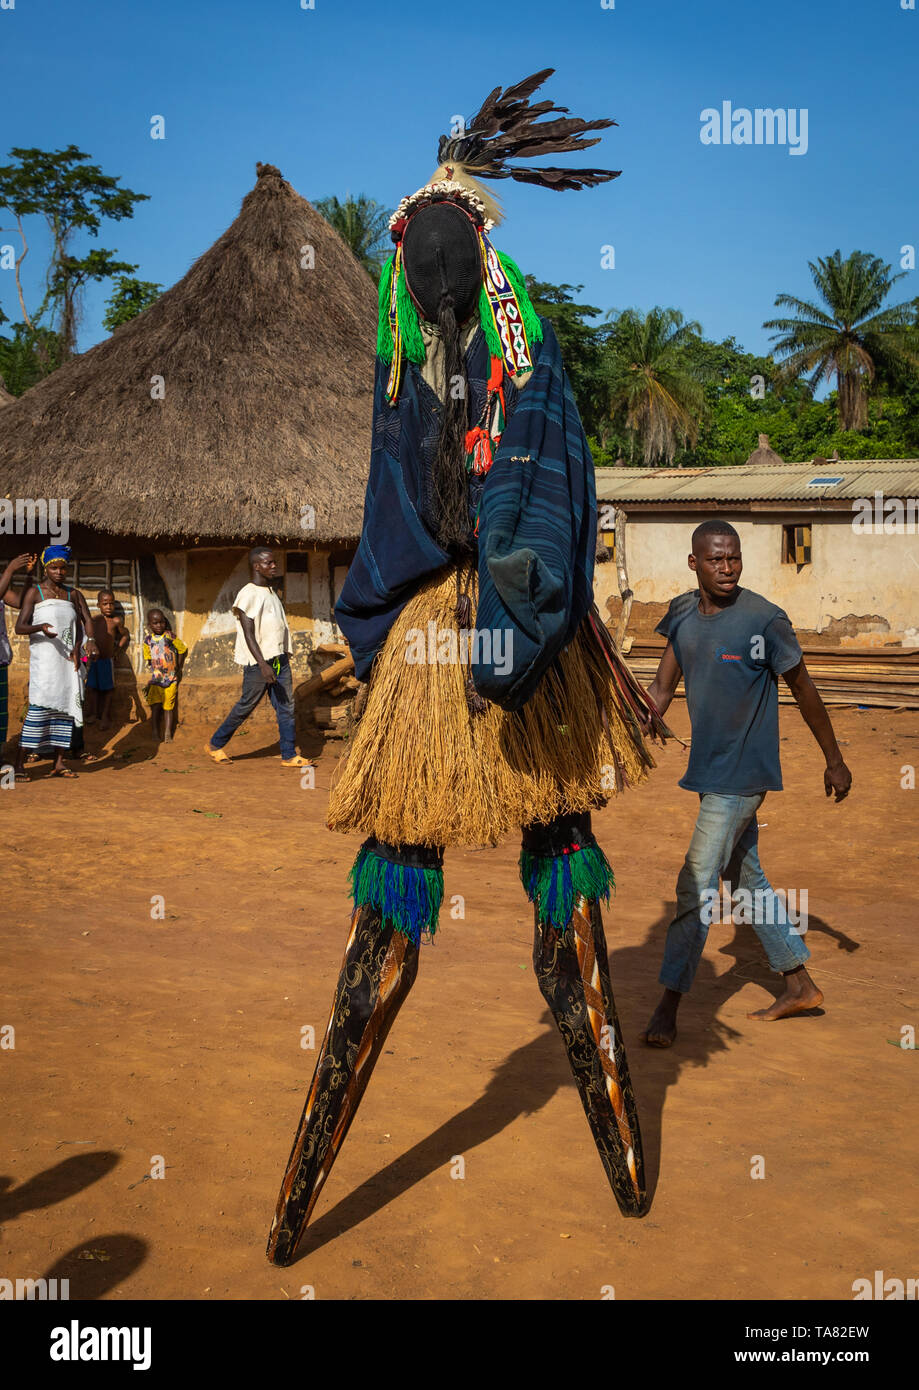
[327,564,654,849]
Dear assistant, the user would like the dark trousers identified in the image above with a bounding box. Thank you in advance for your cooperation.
[211,655,296,759]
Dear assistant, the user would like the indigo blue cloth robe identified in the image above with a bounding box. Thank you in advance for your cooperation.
[335,317,597,710]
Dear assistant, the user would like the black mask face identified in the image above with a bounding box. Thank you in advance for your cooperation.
[401,202,482,324]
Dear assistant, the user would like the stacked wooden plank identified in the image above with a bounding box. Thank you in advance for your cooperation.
[623,639,919,708]
[299,640,358,734]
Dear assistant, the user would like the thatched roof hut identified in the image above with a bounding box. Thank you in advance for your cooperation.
[744,433,784,467]
[0,162,377,545]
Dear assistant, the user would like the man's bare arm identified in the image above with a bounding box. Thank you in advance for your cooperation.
[646,641,682,719]
[0,553,36,607]
[782,658,852,802]
[238,611,275,683]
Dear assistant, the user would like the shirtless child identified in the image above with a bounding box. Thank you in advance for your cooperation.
[86,589,129,730]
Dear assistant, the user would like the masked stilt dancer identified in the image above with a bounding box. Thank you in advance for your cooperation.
[267,70,672,1266]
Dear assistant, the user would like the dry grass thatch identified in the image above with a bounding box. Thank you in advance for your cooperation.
[745,433,785,467]
[0,164,377,543]
[327,566,653,847]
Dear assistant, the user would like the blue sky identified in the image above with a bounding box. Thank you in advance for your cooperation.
[2,0,917,357]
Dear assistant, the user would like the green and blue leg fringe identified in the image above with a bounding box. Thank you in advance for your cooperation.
[519,835,615,934]
[349,838,444,947]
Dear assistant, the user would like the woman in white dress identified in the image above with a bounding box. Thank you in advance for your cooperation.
[13,545,96,780]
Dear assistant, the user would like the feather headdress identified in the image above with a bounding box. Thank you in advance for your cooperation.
[381,70,619,402]
[396,67,620,231]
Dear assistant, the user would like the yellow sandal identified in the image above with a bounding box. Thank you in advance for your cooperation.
[205,743,233,764]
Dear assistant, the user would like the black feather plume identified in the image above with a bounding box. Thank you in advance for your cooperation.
[436,69,620,191]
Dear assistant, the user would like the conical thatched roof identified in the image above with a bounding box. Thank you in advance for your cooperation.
[0,375,14,408]
[0,164,377,544]
[745,433,784,467]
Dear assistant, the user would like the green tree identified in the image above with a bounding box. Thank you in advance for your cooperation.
[0,320,64,395]
[601,307,711,465]
[0,144,148,357]
[525,278,607,434]
[314,194,391,280]
[675,334,802,465]
[103,275,162,330]
[764,249,919,432]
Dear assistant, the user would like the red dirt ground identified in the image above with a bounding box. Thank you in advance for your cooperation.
[2,702,918,1301]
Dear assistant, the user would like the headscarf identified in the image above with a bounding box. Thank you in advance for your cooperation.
[41,544,72,565]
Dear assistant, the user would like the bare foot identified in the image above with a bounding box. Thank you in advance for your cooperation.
[748,969,824,1021]
[643,989,680,1047]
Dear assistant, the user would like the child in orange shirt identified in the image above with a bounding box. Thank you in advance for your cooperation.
[143,609,187,742]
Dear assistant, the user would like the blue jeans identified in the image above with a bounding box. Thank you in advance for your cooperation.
[211,655,296,760]
[659,792,810,993]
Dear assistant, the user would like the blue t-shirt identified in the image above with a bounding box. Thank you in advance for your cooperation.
[656,587,803,796]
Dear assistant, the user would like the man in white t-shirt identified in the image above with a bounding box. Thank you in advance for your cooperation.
[206,548,309,767]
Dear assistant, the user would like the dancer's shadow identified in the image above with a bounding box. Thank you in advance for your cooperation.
[296,948,742,1258]
[42,1234,148,1300]
[608,908,744,1207]
[297,1022,568,1258]
[0,1151,120,1225]
[0,1154,147,1296]
[621,903,860,1203]
[292,903,860,1256]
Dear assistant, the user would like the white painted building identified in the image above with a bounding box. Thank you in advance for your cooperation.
[594,453,919,648]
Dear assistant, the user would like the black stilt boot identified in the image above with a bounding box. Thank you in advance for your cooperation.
[523,813,646,1216]
[266,903,420,1264]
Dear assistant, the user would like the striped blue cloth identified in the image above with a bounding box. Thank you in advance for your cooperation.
[336,317,597,710]
[335,352,451,680]
[473,319,596,710]
[20,705,74,749]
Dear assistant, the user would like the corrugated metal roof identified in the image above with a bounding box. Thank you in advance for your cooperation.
[595,459,919,503]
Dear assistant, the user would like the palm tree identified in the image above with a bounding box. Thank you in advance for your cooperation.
[314,194,391,281]
[764,250,919,431]
[602,307,708,465]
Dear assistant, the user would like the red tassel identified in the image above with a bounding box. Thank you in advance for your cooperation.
[465,427,494,475]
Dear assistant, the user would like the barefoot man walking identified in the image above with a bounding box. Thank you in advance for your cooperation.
[642,520,852,1047]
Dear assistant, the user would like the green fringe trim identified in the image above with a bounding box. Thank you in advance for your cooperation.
[478,251,544,363]
[376,255,425,367]
[349,845,444,946]
[377,248,543,374]
[519,841,615,932]
[376,255,395,359]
